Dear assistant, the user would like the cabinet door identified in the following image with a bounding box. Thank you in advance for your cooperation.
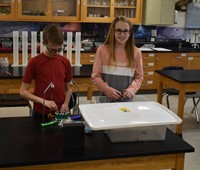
[114,0,143,24]
[187,52,200,69]
[51,0,80,22]
[71,52,95,65]
[154,53,171,70]
[81,0,113,23]
[171,53,188,69]
[81,0,142,23]
[142,0,175,25]
[0,0,15,20]
[17,0,51,21]
[154,53,171,89]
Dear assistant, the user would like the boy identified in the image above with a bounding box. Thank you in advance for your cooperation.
[20,23,72,119]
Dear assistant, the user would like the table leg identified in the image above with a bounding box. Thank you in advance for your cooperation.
[87,86,93,101]
[173,153,185,170]
[176,89,185,134]
[157,79,163,104]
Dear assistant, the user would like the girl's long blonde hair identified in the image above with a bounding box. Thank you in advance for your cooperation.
[104,16,135,67]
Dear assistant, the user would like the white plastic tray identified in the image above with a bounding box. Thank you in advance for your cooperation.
[79,102,182,130]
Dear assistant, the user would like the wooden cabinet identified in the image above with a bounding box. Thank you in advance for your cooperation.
[18,0,80,22]
[187,52,200,69]
[154,53,171,89]
[0,0,143,23]
[17,0,51,21]
[154,53,171,70]
[0,0,16,20]
[0,0,81,22]
[81,0,143,23]
[141,52,155,90]
[141,52,171,90]
[51,0,81,22]
[3,51,200,93]
[71,52,95,65]
[81,0,112,23]
[171,53,188,69]
[142,0,175,25]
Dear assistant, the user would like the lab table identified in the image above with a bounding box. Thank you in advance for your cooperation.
[0,117,194,170]
[155,69,200,134]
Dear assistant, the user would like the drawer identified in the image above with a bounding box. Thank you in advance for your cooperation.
[170,60,187,68]
[143,61,155,69]
[71,53,95,65]
[81,53,95,64]
[143,53,156,57]
[171,53,187,61]
[141,79,155,89]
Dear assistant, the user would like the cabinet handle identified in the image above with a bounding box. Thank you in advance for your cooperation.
[18,0,20,3]
[176,56,183,59]
[143,66,149,68]
[89,60,94,63]
[84,0,86,6]
[188,57,193,60]
[89,55,95,57]
[149,53,155,57]
[77,0,80,5]
[141,84,148,87]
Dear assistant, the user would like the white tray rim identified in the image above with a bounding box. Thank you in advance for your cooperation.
[79,101,182,130]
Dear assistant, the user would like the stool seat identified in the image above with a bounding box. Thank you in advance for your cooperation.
[0,94,32,116]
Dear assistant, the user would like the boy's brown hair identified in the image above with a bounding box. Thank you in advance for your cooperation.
[43,24,64,45]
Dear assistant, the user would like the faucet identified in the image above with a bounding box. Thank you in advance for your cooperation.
[191,30,200,48]
[191,43,199,49]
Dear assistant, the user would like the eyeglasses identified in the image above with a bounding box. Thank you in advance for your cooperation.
[114,29,130,35]
[46,46,64,54]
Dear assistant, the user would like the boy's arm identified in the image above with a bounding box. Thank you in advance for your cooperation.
[20,82,43,104]
[60,82,72,112]
[20,82,58,111]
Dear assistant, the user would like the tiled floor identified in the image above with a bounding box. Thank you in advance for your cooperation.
[0,94,200,170]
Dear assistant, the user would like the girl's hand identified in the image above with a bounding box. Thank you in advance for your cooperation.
[106,88,122,101]
[122,89,134,99]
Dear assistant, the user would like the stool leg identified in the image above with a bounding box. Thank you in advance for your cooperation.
[166,95,170,109]
[191,98,199,123]
[28,104,32,116]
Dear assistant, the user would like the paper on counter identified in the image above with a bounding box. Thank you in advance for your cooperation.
[139,47,153,51]
[152,48,172,51]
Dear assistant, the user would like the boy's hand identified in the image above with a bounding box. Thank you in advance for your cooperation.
[45,100,58,111]
[60,103,69,113]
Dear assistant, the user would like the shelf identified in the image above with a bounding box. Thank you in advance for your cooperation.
[114,6,136,9]
[0,3,10,6]
[87,5,110,8]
